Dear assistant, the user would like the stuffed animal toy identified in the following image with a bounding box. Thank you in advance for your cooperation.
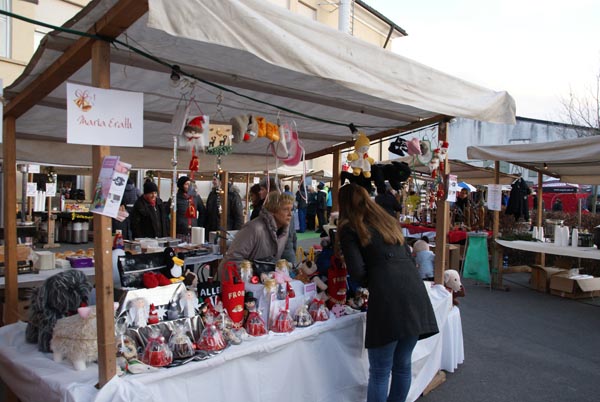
[341,161,411,195]
[182,115,207,153]
[349,287,369,311]
[127,297,150,328]
[443,269,466,306]
[295,260,328,292]
[274,261,295,299]
[25,269,92,353]
[50,306,98,371]
[179,289,200,318]
[413,240,435,280]
[346,132,375,178]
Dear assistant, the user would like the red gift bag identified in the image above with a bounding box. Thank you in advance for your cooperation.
[327,255,348,309]
[221,261,245,328]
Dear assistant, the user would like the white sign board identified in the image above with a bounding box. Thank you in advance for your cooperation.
[46,182,57,197]
[67,83,143,147]
[26,183,38,197]
[486,184,503,211]
[91,156,132,218]
[447,174,458,203]
[28,164,40,173]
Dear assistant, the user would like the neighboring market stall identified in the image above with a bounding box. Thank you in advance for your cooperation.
[2,0,515,394]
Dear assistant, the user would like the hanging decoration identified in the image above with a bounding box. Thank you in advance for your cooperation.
[206,124,233,156]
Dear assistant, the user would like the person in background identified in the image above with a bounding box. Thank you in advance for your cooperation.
[337,184,438,402]
[375,183,402,219]
[326,187,333,221]
[261,177,297,252]
[283,184,293,197]
[175,176,206,240]
[131,180,170,239]
[295,182,308,233]
[249,183,263,221]
[316,182,328,233]
[552,198,563,212]
[205,176,244,241]
[219,191,296,278]
[306,186,318,231]
[112,178,140,240]
[454,188,470,223]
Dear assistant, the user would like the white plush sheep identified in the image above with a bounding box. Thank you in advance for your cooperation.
[50,306,98,371]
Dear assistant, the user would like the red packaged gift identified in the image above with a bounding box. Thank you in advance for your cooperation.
[141,328,173,367]
[197,312,226,352]
[309,298,330,322]
[271,298,294,333]
[221,261,245,328]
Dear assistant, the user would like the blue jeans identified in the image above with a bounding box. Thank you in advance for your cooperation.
[297,208,307,232]
[367,336,418,402]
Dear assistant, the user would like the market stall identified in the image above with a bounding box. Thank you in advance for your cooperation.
[3,0,514,390]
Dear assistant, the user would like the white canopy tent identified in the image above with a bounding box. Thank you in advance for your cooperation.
[467,135,600,185]
[3,0,515,169]
[2,0,516,388]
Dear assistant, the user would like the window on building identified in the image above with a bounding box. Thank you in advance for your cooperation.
[298,1,317,20]
[0,0,10,58]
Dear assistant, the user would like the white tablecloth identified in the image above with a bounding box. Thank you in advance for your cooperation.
[496,239,600,260]
[0,284,462,402]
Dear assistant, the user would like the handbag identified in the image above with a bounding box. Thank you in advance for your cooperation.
[388,136,408,156]
[196,264,221,305]
[221,261,245,328]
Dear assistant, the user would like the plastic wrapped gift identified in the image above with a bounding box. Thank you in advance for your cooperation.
[168,322,195,359]
[141,328,173,367]
[115,317,137,360]
[294,304,314,328]
[308,299,330,322]
[245,310,267,336]
[197,312,227,352]
[272,309,295,333]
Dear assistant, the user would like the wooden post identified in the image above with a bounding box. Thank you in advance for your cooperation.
[492,161,502,288]
[245,173,251,221]
[220,171,229,255]
[2,116,18,325]
[91,40,116,387]
[433,122,450,285]
[536,173,545,266]
[43,198,60,249]
[331,150,341,213]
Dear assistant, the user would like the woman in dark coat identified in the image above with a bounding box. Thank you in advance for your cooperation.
[338,184,438,402]
[175,176,206,239]
[131,180,170,239]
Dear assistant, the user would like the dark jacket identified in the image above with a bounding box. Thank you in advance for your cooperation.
[506,178,531,221]
[205,184,244,238]
[306,192,318,215]
[131,195,170,239]
[175,190,206,235]
[295,187,307,210]
[316,189,328,211]
[375,192,402,217]
[339,227,439,348]
[250,199,264,221]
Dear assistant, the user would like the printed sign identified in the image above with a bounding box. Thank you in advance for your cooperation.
[28,164,40,174]
[447,174,458,203]
[46,183,57,197]
[26,182,38,197]
[91,156,132,218]
[67,83,143,147]
[487,184,503,211]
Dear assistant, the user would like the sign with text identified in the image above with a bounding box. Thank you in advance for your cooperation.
[45,183,57,197]
[91,156,132,218]
[67,83,143,147]
[486,184,503,211]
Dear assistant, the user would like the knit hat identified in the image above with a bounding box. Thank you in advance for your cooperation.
[144,180,158,194]
[317,182,325,190]
[177,176,191,190]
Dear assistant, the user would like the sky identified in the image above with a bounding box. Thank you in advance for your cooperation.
[364,0,600,122]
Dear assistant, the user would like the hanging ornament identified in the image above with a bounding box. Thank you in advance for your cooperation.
[183,115,209,153]
[207,124,233,156]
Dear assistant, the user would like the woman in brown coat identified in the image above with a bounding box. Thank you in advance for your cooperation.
[220,191,296,278]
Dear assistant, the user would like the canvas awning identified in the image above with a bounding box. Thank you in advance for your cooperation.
[467,136,600,184]
[3,0,515,170]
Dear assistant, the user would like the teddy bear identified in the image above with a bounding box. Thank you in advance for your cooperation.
[346,132,375,178]
[443,269,466,306]
[413,240,435,281]
[25,269,92,353]
[295,260,328,292]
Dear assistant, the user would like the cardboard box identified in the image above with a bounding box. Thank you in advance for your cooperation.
[549,274,600,299]
[0,245,32,265]
[530,265,567,293]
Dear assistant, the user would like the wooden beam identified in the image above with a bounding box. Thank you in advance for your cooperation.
[91,40,116,388]
[2,116,18,325]
[536,173,545,266]
[492,161,501,287]
[331,150,341,213]
[305,115,451,160]
[433,121,449,285]
[4,0,148,119]
[220,171,229,256]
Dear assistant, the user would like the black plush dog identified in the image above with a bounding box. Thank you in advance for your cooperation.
[25,270,92,352]
[342,161,411,194]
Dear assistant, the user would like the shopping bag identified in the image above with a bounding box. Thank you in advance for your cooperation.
[196,263,221,305]
[221,261,245,328]
[327,255,348,308]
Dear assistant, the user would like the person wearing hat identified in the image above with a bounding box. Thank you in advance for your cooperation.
[316,182,328,233]
[175,176,206,240]
[131,179,170,239]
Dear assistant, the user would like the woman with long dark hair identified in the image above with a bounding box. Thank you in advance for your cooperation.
[337,184,438,402]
